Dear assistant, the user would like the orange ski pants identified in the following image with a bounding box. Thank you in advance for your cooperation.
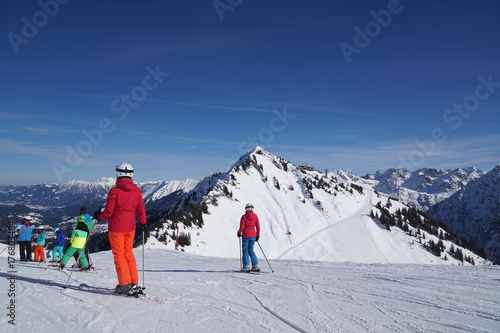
[34,245,45,261]
[108,231,138,286]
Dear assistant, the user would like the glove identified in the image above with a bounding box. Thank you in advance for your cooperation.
[140,224,147,231]
[237,233,241,238]
[93,208,102,220]
[256,236,260,242]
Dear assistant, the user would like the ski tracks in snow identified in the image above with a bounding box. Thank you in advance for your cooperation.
[3,246,499,333]
[237,273,341,332]
[250,291,308,333]
[276,190,374,260]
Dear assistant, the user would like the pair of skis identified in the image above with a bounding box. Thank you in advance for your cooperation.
[238,268,267,275]
[62,224,148,299]
[238,238,275,274]
[78,283,146,298]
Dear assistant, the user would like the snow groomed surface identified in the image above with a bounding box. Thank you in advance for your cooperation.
[1,244,498,333]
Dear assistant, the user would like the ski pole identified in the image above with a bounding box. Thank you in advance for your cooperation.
[44,259,60,271]
[239,237,242,269]
[142,229,145,288]
[63,242,87,289]
[257,241,274,273]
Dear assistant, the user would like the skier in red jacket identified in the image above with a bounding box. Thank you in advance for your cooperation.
[238,203,260,272]
[95,163,147,295]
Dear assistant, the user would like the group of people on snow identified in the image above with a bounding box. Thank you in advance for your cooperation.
[13,216,48,262]
[13,207,94,267]
[13,163,262,295]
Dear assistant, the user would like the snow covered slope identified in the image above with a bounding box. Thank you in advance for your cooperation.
[154,147,489,265]
[1,242,498,333]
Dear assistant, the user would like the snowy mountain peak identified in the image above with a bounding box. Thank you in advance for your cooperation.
[150,147,489,266]
[0,148,495,265]
[428,164,500,263]
[362,166,486,210]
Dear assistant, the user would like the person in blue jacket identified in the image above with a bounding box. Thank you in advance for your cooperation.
[14,216,33,261]
[51,227,65,262]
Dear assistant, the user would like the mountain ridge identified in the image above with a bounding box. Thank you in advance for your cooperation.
[150,147,491,265]
[0,146,497,264]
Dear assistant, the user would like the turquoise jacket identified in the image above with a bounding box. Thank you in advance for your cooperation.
[36,232,46,246]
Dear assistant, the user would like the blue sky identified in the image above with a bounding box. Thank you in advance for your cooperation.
[1,0,499,185]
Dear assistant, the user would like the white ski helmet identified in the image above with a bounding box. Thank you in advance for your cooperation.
[245,203,254,211]
[116,163,134,178]
[23,215,32,221]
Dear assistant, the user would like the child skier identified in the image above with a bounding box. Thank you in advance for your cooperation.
[73,209,94,268]
[237,203,261,272]
[59,221,90,271]
[51,227,65,261]
[78,207,94,232]
[33,228,46,262]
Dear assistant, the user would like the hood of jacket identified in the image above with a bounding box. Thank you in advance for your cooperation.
[116,177,137,192]
[244,210,258,221]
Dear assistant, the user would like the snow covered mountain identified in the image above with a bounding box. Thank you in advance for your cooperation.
[0,177,113,207]
[0,147,495,265]
[151,147,489,265]
[362,167,486,211]
[0,177,197,207]
[0,177,198,239]
[428,165,500,264]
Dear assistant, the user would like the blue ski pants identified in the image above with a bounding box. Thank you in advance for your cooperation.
[241,237,259,267]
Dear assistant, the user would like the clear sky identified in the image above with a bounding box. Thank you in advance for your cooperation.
[1,0,499,185]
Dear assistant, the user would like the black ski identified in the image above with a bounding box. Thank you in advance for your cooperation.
[78,283,145,298]
[52,266,96,272]
[234,269,262,275]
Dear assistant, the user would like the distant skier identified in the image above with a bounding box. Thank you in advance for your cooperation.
[59,221,90,271]
[51,227,65,262]
[237,203,261,272]
[14,216,33,261]
[94,163,147,295]
[33,228,46,262]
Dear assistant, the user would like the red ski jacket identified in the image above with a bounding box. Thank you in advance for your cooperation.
[98,178,147,233]
[238,210,260,238]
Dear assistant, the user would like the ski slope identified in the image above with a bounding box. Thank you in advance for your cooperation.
[1,242,498,333]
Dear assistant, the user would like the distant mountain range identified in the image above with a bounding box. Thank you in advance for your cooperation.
[1,147,497,264]
[428,165,500,265]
